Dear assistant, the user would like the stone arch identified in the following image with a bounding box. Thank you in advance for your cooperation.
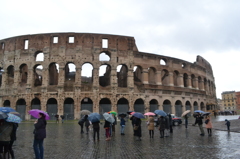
[16,98,26,120]
[99,98,112,118]
[99,64,111,87]
[133,65,143,83]
[3,100,10,107]
[173,70,179,86]
[175,100,182,117]
[162,69,169,85]
[65,62,76,82]
[49,63,59,85]
[46,98,58,119]
[117,64,128,87]
[148,67,156,84]
[198,76,202,90]
[35,51,44,61]
[149,99,158,112]
[7,65,14,85]
[163,99,171,114]
[204,78,207,92]
[191,74,195,88]
[193,101,198,111]
[134,98,145,113]
[33,64,43,87]
[117,98,129,114]
[160,58,167,65]
[185,101,191,111]
[183,73,188,87]
[99,51,111,61]
[64,98,74,120]
[81,97,93,117]
[19,64,28,85]
[81,62,93,84]
[31,98,41,119]
[200,102,205,110]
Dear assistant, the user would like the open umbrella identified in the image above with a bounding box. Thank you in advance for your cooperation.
[29,109,50,120]
[202,112,211,116]
[181,110,191,117]
[6,113,22,123]
[133,112,145,119]
[109,111,117,116]
[144,112,155,116]
[9,112,20,117]
[103,113,115,123]
[130,112,135,115]
[80,110,91,115]
[0,107,16,113]
[194,110,205,113]
[88,113,101,123]
[127,111,134,115]
[0,111,8,119]
[154,110,167,116]
[118,113,127,117]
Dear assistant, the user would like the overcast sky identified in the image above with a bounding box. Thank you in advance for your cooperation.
[1,0,239,98]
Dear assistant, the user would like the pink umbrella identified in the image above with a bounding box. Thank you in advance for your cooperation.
[144,112,155,116]
[130,112,135,115]
[29,109,50,120]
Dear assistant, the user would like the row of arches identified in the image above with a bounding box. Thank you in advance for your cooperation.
[3,98,206,120]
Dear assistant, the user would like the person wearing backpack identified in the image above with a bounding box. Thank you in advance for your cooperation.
[205,115,212,136]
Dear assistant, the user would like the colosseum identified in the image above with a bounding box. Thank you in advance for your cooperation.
[0,33,217,120]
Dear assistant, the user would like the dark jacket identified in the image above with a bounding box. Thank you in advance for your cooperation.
[92,121,100,129]
[104,120,111,128]
[78,116,86,125]
[34,118,47,140]
[120,118,126,126]
[133,118,142,137]
[195,115,204,125]
[165,116,170,129]
[158,117,166,130]
[10,123,18,141]
[225,120,230,126]
[0,121,13,142]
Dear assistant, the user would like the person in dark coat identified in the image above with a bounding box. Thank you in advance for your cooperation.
[133,117,142,141]
[104,120,111,141]
[0,119,13,159]
[184,114,189,128]
[33,113,47,159]
[165,115,170,137]
[194,112,204,136]
[111,114,117,136]
[168,114,173,133]
[158,116,166,138]
[92,121,100,141]
[78,115,86,134]
[55,114,59,123]
[8,123,18,159]
[60,115,65,123]
[84,115,90,134]
[225,119,230,132]
[120,116,126,135]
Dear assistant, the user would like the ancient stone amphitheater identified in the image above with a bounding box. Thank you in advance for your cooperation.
[0,33,217,120]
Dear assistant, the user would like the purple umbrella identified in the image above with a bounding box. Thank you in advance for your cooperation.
[29,109,50,120]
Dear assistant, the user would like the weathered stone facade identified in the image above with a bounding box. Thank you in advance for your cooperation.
[0,33,217,120]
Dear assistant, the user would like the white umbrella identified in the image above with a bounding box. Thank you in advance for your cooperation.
[181,110,191,117]
[103,113,115,123]
[80,110,91,115]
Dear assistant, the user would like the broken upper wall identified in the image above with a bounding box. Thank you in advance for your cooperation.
[195,55,213,74]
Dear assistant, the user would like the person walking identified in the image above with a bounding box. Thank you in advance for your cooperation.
[225,119,230,132]
[194,112,205,136]
[0,119,13,159]
[60,115,65,123]
[165,115,170,137]
[78,115,86,134]
[8,123,18,159]
[84,115,90,134]
[147,116,155,138]
[168,114,173,133]
[184,114,189,128]
[133,117,142,141]
[205,115,212,136]
[120,116,126,135]
[158,116,166,138]
[104,120,111,141]
[33,113,47,159]
[55,114,59,123]
[92,121,100,141]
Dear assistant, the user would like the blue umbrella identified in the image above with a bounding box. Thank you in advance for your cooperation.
[0,111,8,119]
[88,113,101,123]
[154,110,167,116]
[0,107,16,113]
[6,113,22,123]
[194,110,205,113]
[132,112,145,119]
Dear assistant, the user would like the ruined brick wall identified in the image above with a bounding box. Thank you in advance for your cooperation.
[0,33,217,119]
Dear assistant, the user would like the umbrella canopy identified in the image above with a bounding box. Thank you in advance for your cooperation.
[202,112,211,116]
[80,110,91,115]
[88,113,101,123]
[118,113,127,117]
[6,113,22,123]
[133,112,145,119]
[181,110,191,117]
[29,109,50,120]
[127,111,134,115]
[0,107,16,113]
[130,112,135,115]
[154,110,167,116]
[144,112,155,116]
[103,112,115,123]
[194,110,205,113]
[9,112,20,117]
[0,111,8,119]
[109,111,117,116]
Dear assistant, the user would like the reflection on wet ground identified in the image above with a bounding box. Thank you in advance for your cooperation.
[14,116,240,159]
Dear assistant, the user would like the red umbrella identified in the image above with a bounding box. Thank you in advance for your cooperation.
[144,112,155,116]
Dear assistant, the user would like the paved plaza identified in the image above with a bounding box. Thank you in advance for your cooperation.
[13,116,240,159]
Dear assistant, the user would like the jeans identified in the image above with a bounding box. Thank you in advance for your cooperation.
[93,128,99,140]
[33,139,44,159]
[121,125,125,134]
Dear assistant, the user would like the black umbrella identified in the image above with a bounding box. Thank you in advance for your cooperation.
[119,113,127,117]
[0,111,8,119]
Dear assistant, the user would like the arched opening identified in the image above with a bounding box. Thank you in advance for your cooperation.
[160,59,167,65]
[173,71,179,86]
[134,98,145,114]
[46,98,58,119]
[148,67,156,85]
[65,63,76,82]
[198,76,202,90]
[117,98,129,114]
[200,102,205,110]
[193,101,198,111]
[34,65,43,87]
[183,73,188,87]
[16,99,26,120]
[35,52,44,61]
[99,65,111,87]
[162,69,169,85]
[149,99,158,112]
[117,65,128,87]
[19,64,28,85]
[163,100,171,114]
[99,98,112,119]
[3,100,10,107]
[49,63,59,85]
[191,74,195,88]
[185,101,191,112]
[99,52,110,61]
[7,65,14,85]
[64,98,74,120]
[81,63,93,85]
[81,98,93,118]
[133,66,143,83]
[175,100,182,117]
[31,98,41,119]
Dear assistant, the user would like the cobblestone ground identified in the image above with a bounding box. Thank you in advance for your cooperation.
[13,116,240,159]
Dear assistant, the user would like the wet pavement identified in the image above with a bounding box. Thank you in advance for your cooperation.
[13,116,240,159]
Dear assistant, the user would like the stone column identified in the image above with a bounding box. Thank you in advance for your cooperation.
[171,105,175,115]
[194,77,199,90]
[178,74,184,87]
[168,72,174,86]
[156,71,162,85]
[142,68,148,84]
[187,76,192,88]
